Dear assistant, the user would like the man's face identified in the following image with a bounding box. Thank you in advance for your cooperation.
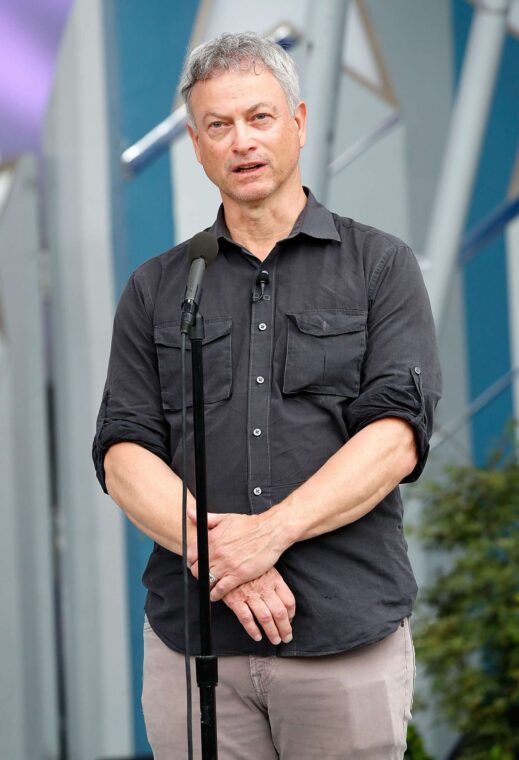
[187,65,307,206]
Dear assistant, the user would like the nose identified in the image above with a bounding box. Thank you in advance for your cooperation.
[231,121,256,154]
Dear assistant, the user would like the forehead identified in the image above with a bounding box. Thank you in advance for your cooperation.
[189,66,288,118]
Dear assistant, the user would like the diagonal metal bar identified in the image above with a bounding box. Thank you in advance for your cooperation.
[459,193,519,264]
[328,111,401,176]
[430,366,519,451]
[120,105,188,177]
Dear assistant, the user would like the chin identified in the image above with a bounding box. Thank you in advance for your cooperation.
[235,189,271,203]
[227,181,277,204]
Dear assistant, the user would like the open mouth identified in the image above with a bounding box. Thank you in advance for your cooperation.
[232,163,266,173]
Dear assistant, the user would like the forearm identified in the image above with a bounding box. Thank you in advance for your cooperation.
[267,417,418,549]
[104,441,195,555]
[204,417,419,601]
[105,443,298,643]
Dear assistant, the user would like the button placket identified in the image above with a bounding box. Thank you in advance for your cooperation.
[247,267,274,513]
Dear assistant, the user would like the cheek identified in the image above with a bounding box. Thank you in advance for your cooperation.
[278,133,300,166]
[199,143,225,169]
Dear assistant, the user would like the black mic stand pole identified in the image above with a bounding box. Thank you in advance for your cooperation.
[189,310,218,760]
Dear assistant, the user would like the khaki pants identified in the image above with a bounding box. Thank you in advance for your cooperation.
[142,618,415,759]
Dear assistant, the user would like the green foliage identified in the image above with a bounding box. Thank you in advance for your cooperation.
[405,723,433,760]
[412,443,519,760]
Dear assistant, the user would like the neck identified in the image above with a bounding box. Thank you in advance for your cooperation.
[222,182,307,261]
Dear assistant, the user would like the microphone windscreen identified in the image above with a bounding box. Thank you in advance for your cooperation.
[188,231,219,266]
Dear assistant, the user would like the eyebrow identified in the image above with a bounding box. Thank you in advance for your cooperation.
[203,101,280,122]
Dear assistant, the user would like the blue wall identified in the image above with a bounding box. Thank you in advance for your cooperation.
[454,0,518,465]
[103,0,200,751]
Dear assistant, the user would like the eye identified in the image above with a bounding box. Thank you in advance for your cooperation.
[253,113,270,121]
[209,121,225,129]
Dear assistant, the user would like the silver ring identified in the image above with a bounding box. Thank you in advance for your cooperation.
[208,572,218,585]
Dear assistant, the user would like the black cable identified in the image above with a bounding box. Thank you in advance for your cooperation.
[181,333,194,759]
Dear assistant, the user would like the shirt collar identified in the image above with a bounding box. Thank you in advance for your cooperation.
[207,187,341,245]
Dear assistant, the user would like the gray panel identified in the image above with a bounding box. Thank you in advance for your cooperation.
[42,0,132,757]
[367,0,453,254]
[0,157,59,759]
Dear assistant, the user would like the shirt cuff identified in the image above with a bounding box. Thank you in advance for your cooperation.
[344,380,432,483]
[92,420,171,494]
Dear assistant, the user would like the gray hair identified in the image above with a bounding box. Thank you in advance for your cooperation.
[179,32,300,128]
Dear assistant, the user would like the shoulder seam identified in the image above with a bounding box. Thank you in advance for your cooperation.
[131,270,155,323]
[367,244,410,303]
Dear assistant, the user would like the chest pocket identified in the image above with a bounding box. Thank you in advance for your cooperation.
[154,318,232,411]
[283,309,367,398]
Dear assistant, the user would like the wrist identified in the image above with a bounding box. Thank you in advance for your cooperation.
[261,493,303,552]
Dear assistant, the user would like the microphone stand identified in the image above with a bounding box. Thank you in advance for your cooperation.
[189,311,218,760]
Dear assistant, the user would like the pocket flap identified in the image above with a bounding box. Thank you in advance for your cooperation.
[288,310,366,337]
[154,318,232,349]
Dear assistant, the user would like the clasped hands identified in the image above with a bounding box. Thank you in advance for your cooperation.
[186,507,295,645]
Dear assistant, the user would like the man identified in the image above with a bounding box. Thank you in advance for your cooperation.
[93,32,441,759]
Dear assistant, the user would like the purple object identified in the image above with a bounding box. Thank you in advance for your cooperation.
[0,0,73,158]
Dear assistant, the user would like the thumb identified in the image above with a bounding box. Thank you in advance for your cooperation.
[187,505,197,524]
[188,506,222,529]
[206,511,222,529]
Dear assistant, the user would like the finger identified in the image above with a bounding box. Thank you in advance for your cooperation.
[210,574,242,602]
[189,560,199,580]
[187,505,197,524]
[224,597,262,642]
[186,545,198,566]
[247,598,282,646]
[273,579,297,621]
[261,590,293,643]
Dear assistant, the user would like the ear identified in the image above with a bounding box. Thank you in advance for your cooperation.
[187,123,202,164]
[294,101,307,149]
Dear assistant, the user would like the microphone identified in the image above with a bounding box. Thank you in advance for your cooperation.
[253,269,270,301]
[180,232,219,334]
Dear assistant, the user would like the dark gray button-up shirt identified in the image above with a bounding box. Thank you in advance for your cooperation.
[93,190,441,656]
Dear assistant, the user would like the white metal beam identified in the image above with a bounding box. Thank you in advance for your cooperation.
[300,0,349,202]
[423,0,511,324]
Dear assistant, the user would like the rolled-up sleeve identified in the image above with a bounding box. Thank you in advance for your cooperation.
[344,245,442,482]
[92,272,171,493]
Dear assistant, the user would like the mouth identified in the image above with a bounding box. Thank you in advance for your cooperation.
[231,162,266,174]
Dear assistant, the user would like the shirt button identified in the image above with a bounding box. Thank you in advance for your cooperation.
[258,323,267,331]
[414,366,421,375]
[253,487,262,496]
[253,428,262,437]
[256,376,265,384]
